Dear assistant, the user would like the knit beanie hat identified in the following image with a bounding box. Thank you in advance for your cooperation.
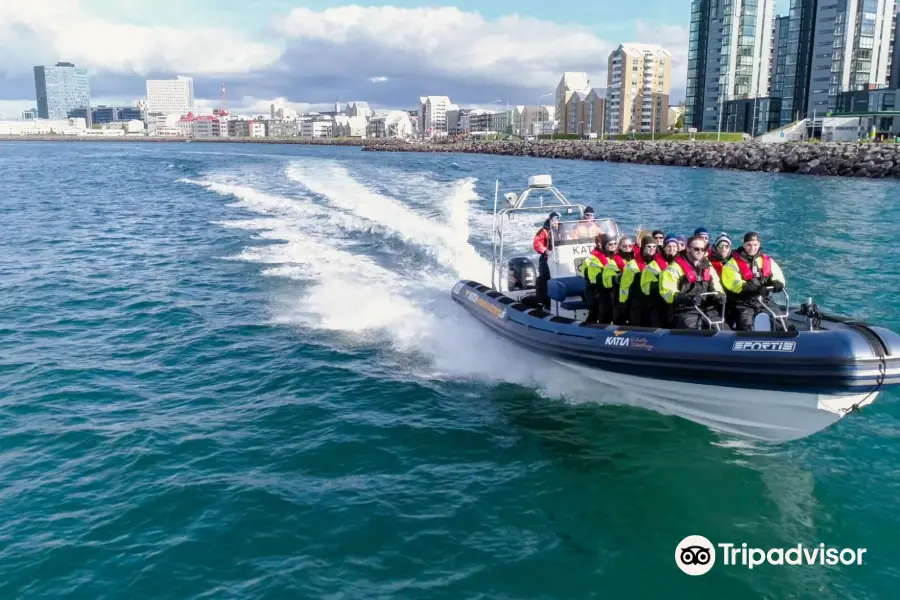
[714,232,732,248]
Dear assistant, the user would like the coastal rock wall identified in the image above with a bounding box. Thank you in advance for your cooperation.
[0,135,374,146]
[364,139,900,179]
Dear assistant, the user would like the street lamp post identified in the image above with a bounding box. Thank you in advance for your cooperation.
[538,92,553,139]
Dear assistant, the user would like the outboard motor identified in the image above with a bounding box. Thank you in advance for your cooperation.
[507,257,536,291]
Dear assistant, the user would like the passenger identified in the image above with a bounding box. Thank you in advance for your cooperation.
[643,234,680,327]
[676,234,687,253]
[533,211,562,309]
[651,230,666,247]
[694,227,710,246]
[709,233,736,328]
[580,233,617,323]
[709,232,732,276]
[602,235,635,325]
[572,206,602,239]
[720,231,787,331]
[636,228,652,249]
[620,235,664,326]
[660,235,729,330]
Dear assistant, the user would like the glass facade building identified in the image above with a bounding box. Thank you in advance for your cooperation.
[685,0,775,132]
[770,15,791,99]
[33,62,91,122]
[807,0,896,115]
[779,0,818,124]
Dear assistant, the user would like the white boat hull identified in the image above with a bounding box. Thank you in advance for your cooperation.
[553,359,879,443]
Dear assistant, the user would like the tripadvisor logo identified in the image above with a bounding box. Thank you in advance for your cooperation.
[675,535,867,575]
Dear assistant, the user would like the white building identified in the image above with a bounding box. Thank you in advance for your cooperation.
[0,118,86,135]
[249,121,266,137]
[333,115,368,137]
[300,117,334,137]
[344,101,374,119]
[418,96,454,137]
[367,110,414,138]
[146,76,195,116]
[146,112,182,136]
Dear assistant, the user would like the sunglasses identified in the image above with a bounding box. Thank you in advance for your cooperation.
[689,246,705,251]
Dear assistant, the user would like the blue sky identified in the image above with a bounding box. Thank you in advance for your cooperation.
[0,0,793,117]
[80,0,694,35]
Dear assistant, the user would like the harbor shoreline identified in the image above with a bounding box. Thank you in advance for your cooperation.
[3,135,899,178]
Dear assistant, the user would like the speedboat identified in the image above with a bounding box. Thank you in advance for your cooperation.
[452,174,900,443]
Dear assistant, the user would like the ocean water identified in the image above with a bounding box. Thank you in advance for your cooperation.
[2,140,900,599]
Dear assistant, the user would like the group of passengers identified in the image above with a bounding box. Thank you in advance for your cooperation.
[532,209,786,331]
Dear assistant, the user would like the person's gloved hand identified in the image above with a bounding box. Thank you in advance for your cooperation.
[744,278,762,293]
[772,280,785,292]
[759,285,771,297]
[675,292,694,306]
[716,292,728,304]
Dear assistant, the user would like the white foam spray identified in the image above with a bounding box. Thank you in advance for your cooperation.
[184,165,600,401]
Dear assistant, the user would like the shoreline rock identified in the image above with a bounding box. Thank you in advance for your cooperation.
[0,135,374,146]
[3,135,899,179]
[364,139,900,179]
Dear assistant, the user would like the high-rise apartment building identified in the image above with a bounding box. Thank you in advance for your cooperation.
[605,43,671,134]
[807,0,896,115]
[146,76,195,116]
[771,15,791,99]
[890,6,900,86]
[33,62,91,121]
[778,0,818,124]
[418,96,454,136]
[685,0,775,132]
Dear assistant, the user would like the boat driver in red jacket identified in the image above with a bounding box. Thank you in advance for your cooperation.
[533,211,563,309]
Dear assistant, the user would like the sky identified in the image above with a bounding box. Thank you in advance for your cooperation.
[0,0,792,118]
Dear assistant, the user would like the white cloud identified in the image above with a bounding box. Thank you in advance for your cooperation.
[634,20,689,95]
[0,2,687,109]
[0,0,281,77]
[272,6,615,90]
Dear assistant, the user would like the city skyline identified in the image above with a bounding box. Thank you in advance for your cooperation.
[0,0,730,118]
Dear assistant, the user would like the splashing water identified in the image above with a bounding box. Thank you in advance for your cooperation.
[182,161,600,401]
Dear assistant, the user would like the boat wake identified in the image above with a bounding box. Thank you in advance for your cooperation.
[180,160,600,400]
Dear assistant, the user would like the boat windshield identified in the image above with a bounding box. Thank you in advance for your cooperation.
[550,217,618,246]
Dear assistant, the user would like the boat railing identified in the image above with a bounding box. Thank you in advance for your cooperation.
[489,176,620,291]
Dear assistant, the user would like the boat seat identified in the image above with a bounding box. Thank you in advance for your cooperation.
[548,276,589,311]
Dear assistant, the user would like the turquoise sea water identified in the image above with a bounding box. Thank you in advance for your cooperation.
[2,141,900,599]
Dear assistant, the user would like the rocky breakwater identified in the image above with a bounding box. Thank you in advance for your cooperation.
[0,135,378,146]
[364,139,900,179]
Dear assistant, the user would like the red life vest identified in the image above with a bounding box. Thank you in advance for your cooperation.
[732,253,772,281]
[674,254,711,284]
[591,248,603,259]
[710,258,725,277]
[652,253,668,271]
[633,253,647,271]
[613,254,627,270]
